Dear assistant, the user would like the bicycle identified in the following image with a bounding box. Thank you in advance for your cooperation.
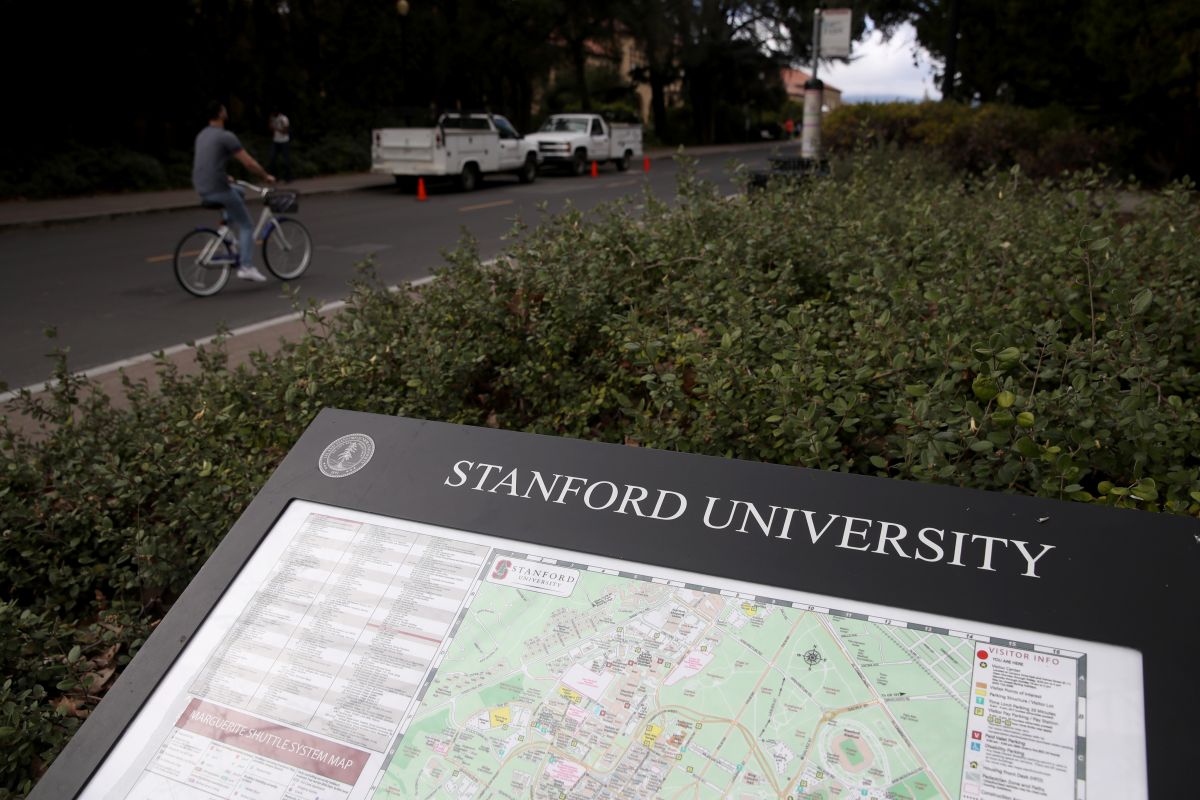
[173,179,313,297]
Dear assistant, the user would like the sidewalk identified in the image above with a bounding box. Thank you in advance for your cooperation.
[0,141,777,229]
[0,172,394,229]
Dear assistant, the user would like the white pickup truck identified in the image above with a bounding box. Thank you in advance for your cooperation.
[371,113,539,191]
[524,114,643,175]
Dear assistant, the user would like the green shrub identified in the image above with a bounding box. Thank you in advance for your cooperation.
[0,144,173,199]
[825,102,1120,179]
[1,152,1197,794]
[0,132,371,200]
[825,100,939,150]
[298,133,371,175]
[0,600,149,797]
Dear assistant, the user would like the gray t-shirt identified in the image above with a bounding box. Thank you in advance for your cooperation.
[192,126,244,195]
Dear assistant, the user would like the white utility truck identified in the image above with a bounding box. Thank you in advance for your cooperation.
[524,114,643,175]
[371,113,539,191]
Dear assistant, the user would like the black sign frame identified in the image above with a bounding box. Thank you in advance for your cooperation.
[32,409,1199,798]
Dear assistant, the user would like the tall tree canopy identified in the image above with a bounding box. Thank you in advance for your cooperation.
[873,0,1200,178]
[1,0,1194,177]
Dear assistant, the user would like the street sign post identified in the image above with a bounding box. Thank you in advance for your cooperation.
[802,8,852,161]
[30,410,1199,799]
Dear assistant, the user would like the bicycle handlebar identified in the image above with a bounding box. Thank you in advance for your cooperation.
[232,178,272,195]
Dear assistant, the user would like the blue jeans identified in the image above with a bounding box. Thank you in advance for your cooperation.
[199,186,255,267]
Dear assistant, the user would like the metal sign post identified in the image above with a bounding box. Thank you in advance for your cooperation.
[802,8,853,163]
[800,9,824,160]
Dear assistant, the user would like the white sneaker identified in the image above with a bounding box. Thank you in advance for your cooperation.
[236,265,268,282]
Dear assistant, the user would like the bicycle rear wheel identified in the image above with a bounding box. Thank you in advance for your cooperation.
[262,217,312,280]
[174,229,232,297]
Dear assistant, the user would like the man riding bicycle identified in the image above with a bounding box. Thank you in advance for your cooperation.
[192,102,275,282]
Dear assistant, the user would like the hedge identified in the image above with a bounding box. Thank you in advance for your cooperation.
[824,102,1122,179]
[0,133,369,200]
[1,152,1198,796]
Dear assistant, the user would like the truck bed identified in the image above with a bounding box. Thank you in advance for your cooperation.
[372,128,499,177]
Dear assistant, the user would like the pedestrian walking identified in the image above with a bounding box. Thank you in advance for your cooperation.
[268,109,292,183]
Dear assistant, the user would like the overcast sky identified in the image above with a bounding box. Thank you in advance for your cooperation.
[816,21,943,101]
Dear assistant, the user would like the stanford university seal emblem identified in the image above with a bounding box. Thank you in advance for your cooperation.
[319,433,375,478]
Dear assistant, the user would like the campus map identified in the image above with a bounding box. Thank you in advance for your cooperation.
[370,551,1039,800]
[81,507,1096,800]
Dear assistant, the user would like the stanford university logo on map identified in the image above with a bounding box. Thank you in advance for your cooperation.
[485,556,578,597]
[318,433,375,478]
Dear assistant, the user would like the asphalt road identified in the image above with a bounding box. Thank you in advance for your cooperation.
[0,145,773,390]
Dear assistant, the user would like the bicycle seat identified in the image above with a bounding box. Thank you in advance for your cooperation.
[200,200,225,210]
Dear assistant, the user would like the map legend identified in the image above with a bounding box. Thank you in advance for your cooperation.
[960,643,1083,799]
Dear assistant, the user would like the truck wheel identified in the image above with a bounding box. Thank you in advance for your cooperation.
[459,163,480,192]
[571,150,588,176]
[518,155,538,184]
[615,150,632,172]
[394,176,417,192]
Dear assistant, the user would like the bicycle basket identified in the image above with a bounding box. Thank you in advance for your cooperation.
[266,190,300,213]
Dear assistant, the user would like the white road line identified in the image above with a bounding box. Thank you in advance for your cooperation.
[1,267,468,404]
[2,304,335,403]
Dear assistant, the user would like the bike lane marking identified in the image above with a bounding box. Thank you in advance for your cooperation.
[458,199,514,212]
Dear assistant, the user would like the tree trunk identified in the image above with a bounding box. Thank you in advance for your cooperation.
[570,39,591,111]
[689,65,716,145]
[649,68,669,141]
[942,0,962,101]
[514,72,534,133]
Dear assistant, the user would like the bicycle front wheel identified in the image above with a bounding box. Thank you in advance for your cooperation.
[262,217,313,280]
[174,229,232,297]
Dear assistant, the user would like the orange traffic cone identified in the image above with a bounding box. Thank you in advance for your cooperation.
[591,160,599,178]
[643,156,651,173]
[416,178,428,201]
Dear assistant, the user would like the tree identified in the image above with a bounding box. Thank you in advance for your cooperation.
[638,1,799,144]
[663,1,884,143]
[873,0,1200,178]
[551,0,621,112]
[618,0,681,138]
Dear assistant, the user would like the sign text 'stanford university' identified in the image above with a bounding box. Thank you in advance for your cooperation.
[444,460,1057,579]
